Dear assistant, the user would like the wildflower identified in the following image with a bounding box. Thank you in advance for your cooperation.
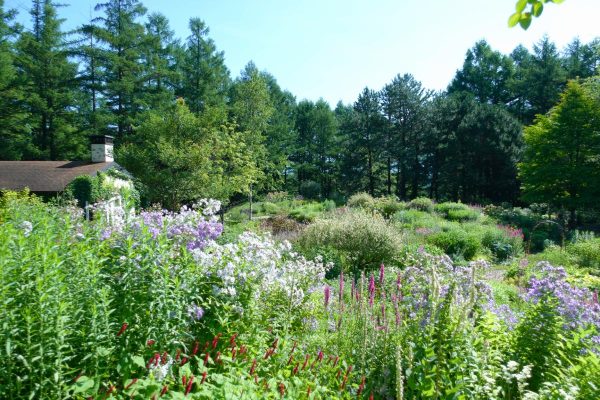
[250,359,257,375]
[302,354,310,370]
[292,363,299,375]
[212,333,221,349]
[201,371,207,384]
[184,375,194,396]
[20,221,33,237]
[182,375,187,387]
[324,285,331,309]
[192,341,199,355]
[146,339,155,347]
[125,378,138,389]
[379,264,385,285]
[180,357,188,366]
[116,323,128,336]
[160,385,168,396]
[357,376,366,396]
[188,304,204,321]
[341,365,353,389]
[279,382,285,397]
[339,271,344,303]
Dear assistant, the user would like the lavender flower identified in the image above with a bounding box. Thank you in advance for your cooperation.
[188,304,205,320]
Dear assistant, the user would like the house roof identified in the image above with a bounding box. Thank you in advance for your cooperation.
[0,161,117,193]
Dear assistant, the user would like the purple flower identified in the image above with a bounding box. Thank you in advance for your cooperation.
[324,285,331,309]
[379,263,385,285]
[188,304,205,320]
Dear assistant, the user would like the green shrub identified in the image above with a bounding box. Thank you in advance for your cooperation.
[347,192,374,209]
[297,209,404,274]
[322,199,337,212]
[373,196,404,219]
[427,228,481,261]
[481,226,524,261]
[261,201,282,215]
[407,197,434,213]
[393,209,438,228]
[568,239,600,271]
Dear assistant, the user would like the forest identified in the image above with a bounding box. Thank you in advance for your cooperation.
[1,0,599,211]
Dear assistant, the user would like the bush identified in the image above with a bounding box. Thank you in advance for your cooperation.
[568,239,600,271]
[297,209,404,274]
[347,192,374,209]
[427,228,481,261]
[322,199,337,212]
[407,197,434,213]
[260,201,282,215]
[373,196,404,219]
[481,225,524,262]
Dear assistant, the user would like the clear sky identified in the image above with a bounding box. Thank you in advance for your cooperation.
[6,0,600,106]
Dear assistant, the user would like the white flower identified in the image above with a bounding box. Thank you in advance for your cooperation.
[20,221,33,237]
[149,356,172,381]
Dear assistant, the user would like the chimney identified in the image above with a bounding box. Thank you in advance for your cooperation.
[91,135,114,163]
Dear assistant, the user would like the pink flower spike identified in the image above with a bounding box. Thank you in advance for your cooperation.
[324,285,331,309]
[379,263,385,285]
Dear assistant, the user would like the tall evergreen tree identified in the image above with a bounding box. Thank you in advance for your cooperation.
[448,40,514,105]
[381,75,431,198]
[141,12,179,110]
[0,0,29,160]
[178,18,230,114]
[94,0,147,139]
[562,38,600,80]
[15,0,81,160]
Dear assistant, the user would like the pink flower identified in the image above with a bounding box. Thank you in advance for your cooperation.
[379,264,385,285]
[324,285,331,309]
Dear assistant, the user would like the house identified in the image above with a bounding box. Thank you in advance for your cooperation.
[0,136,126,196]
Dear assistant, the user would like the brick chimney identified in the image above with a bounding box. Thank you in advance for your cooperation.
[91,135,114,163]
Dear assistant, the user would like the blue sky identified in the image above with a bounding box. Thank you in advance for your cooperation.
[6,0,600,106]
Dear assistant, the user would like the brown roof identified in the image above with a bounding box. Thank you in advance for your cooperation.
[0,161,117,193]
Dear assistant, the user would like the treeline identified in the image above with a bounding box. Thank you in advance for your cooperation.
[0,0,599,206]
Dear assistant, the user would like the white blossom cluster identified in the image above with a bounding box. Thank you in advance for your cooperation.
[193,232,331,308]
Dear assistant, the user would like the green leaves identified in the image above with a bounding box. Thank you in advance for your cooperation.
[509,0,565,29]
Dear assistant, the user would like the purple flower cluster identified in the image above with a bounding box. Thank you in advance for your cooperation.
[525,262,600,334]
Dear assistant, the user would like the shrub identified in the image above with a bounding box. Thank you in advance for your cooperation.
[297,210,404,274]
[373,196,404,219]
[427,228,481,261]
[568,238,600,271]
[264,191,290,202]
[322,199,337,212]
[260,201,282,215]
[481,225,524,261]
[407,197,434,213]
[347,192,374,209]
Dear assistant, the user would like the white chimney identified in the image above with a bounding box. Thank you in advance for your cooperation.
[91,135,114,163]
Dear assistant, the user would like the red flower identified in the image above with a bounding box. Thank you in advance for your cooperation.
[160,385,168,397]
[184,375,194,396]
[278,382,285,397]
[249,359,257,375]
[357,376,366,396]
[212,333,221,349]
[180,357,188,366]
[203,352,210,366]
[201,371,207,384]
[125,378,138,389]
[192,341,199,355]
[229,333,238,346]
[302,354,310,370]
[116,323,128,337]
[146,339,155,347]
[182,375,187,387]
[292,363,299,375]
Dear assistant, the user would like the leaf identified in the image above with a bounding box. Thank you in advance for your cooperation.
[508,12,522,27]
[515,0,528,13]
[519,13,533,29]
[533,2,544,17]
[72,376,95,394]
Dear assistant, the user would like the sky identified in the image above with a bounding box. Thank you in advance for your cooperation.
[6,0,600,106]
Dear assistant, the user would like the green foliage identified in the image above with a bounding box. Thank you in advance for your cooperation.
[407,197,434,213]
[347,192,375,209]
[297,210,404,273]
[509,0,565,30]
[519,80,600,213]
[435,202,480,222]
[427,228,481,261]
[118,99,258,209]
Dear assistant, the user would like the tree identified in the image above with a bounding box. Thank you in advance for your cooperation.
[0,0,29,160]
[118,99,258,209]
[381,75,431,198]
[519,80,600,223]
[509,0,566,30]
[562,38,600,80]
[178,18,230,114]
[15,0,82,160]
[448,40,514,105]
[140,12,180,111]
[94,0,147,139]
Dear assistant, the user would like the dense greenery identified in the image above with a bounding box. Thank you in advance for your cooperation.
[1,1,599,212]
[1,193,598,399]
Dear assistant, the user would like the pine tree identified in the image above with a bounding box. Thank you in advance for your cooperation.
[94,0,147,139]
[178,18,230,114]
[16,0,81,160]
[0,0,29,160]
